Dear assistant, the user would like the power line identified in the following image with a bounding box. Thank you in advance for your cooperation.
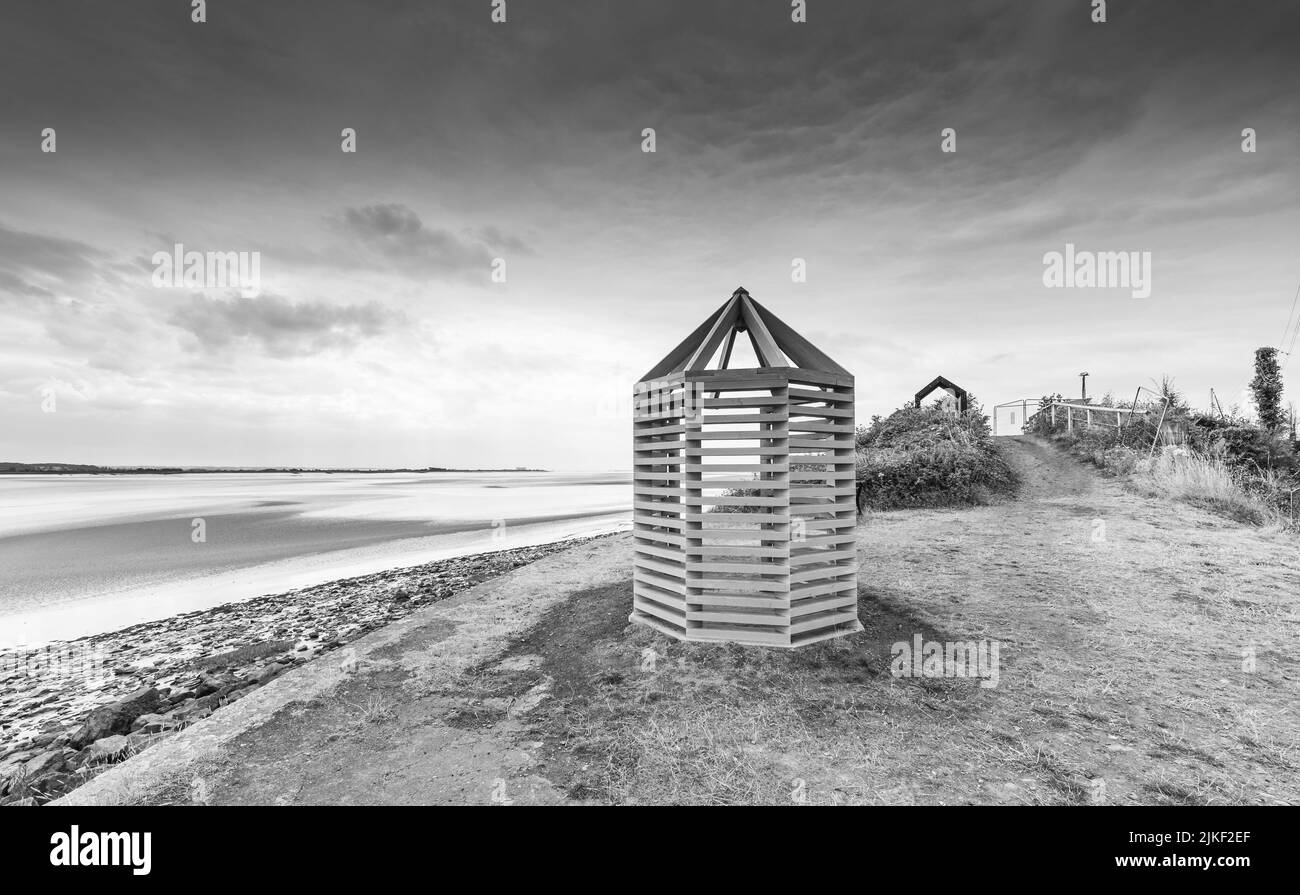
[1280,282,1300,358]
[1235,284,1300,411]
[1285,283,1300,373]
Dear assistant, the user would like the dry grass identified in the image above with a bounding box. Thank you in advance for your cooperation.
[1135,450,1283,526]
[339,692,394,725]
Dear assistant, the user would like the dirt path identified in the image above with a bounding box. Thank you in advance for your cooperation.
[59,437,1300,805]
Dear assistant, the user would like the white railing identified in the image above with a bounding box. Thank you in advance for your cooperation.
[1045,401,1137,433]
[1007,387,1174,460]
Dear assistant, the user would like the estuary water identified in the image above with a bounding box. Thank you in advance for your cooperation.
[0,472,630,643]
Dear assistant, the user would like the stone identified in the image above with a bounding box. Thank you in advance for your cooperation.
[192,671,238,698]
[123,733,165,757]
[132,713,178,735]
[68,686,164,749]
[0,751,35,776]
[31,728,63,748]
[21,748,67,779]
[173,695,219,722]
[85,735,131,763]
[253,663,286,684]
[131,712,166,732]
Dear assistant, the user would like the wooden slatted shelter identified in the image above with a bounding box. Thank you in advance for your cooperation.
[631,287,862,648]
[914,375,969,414]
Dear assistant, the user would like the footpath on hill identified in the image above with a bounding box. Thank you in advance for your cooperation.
[58,437,1300,805]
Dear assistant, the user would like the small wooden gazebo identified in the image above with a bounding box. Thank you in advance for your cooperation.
[914,375,969,414]
[630,288,861,648]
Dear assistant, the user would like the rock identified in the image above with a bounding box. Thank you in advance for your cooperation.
[131,713,165,732]
[131,713,178,735]
[31,728,63,748]
[33,771,79,801]
[253,663,286,684]
[0,751,34,776]
[85,735,131,763]
[192,671,238,699]
[0,752,34,796]
[125,732,164,755]
[68,686,164,749]
[173,694,220,722]
[21,748,67,779]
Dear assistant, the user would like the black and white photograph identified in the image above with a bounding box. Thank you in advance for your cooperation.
[0,0,1296,861]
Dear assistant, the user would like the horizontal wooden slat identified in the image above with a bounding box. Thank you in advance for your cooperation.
[683,512,788,524]
[789,548,856,566]
[684,495,786,507]
[685,626,789,646]
[687,592,787,609]
[634,555,687,579]
[688,475,788,486]
[689,577,788,593]
[789,608,859,635]
[686,609,788,626]
[628,610,687,639]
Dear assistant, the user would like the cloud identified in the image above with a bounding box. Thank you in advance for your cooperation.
[0,222,114,302]
[0,269,55,300]
[331,203,527,278]
[167,293,405,358]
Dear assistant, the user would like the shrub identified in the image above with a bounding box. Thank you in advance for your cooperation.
[855,404,1016,510]
[1098,445,1140,476]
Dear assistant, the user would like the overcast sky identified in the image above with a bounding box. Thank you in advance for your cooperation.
[2,0,1297,469]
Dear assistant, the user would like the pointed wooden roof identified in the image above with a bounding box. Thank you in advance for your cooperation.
[639,287,849,383]
[915,375,969,411]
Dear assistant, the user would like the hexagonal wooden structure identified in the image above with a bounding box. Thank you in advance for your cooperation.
[631,288,861,647]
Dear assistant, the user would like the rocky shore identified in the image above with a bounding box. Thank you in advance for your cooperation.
[0,536,604,806]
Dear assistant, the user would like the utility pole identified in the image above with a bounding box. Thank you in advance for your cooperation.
[1079,371,1090,402]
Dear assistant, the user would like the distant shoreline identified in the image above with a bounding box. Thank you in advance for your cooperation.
[0,463,549,475]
